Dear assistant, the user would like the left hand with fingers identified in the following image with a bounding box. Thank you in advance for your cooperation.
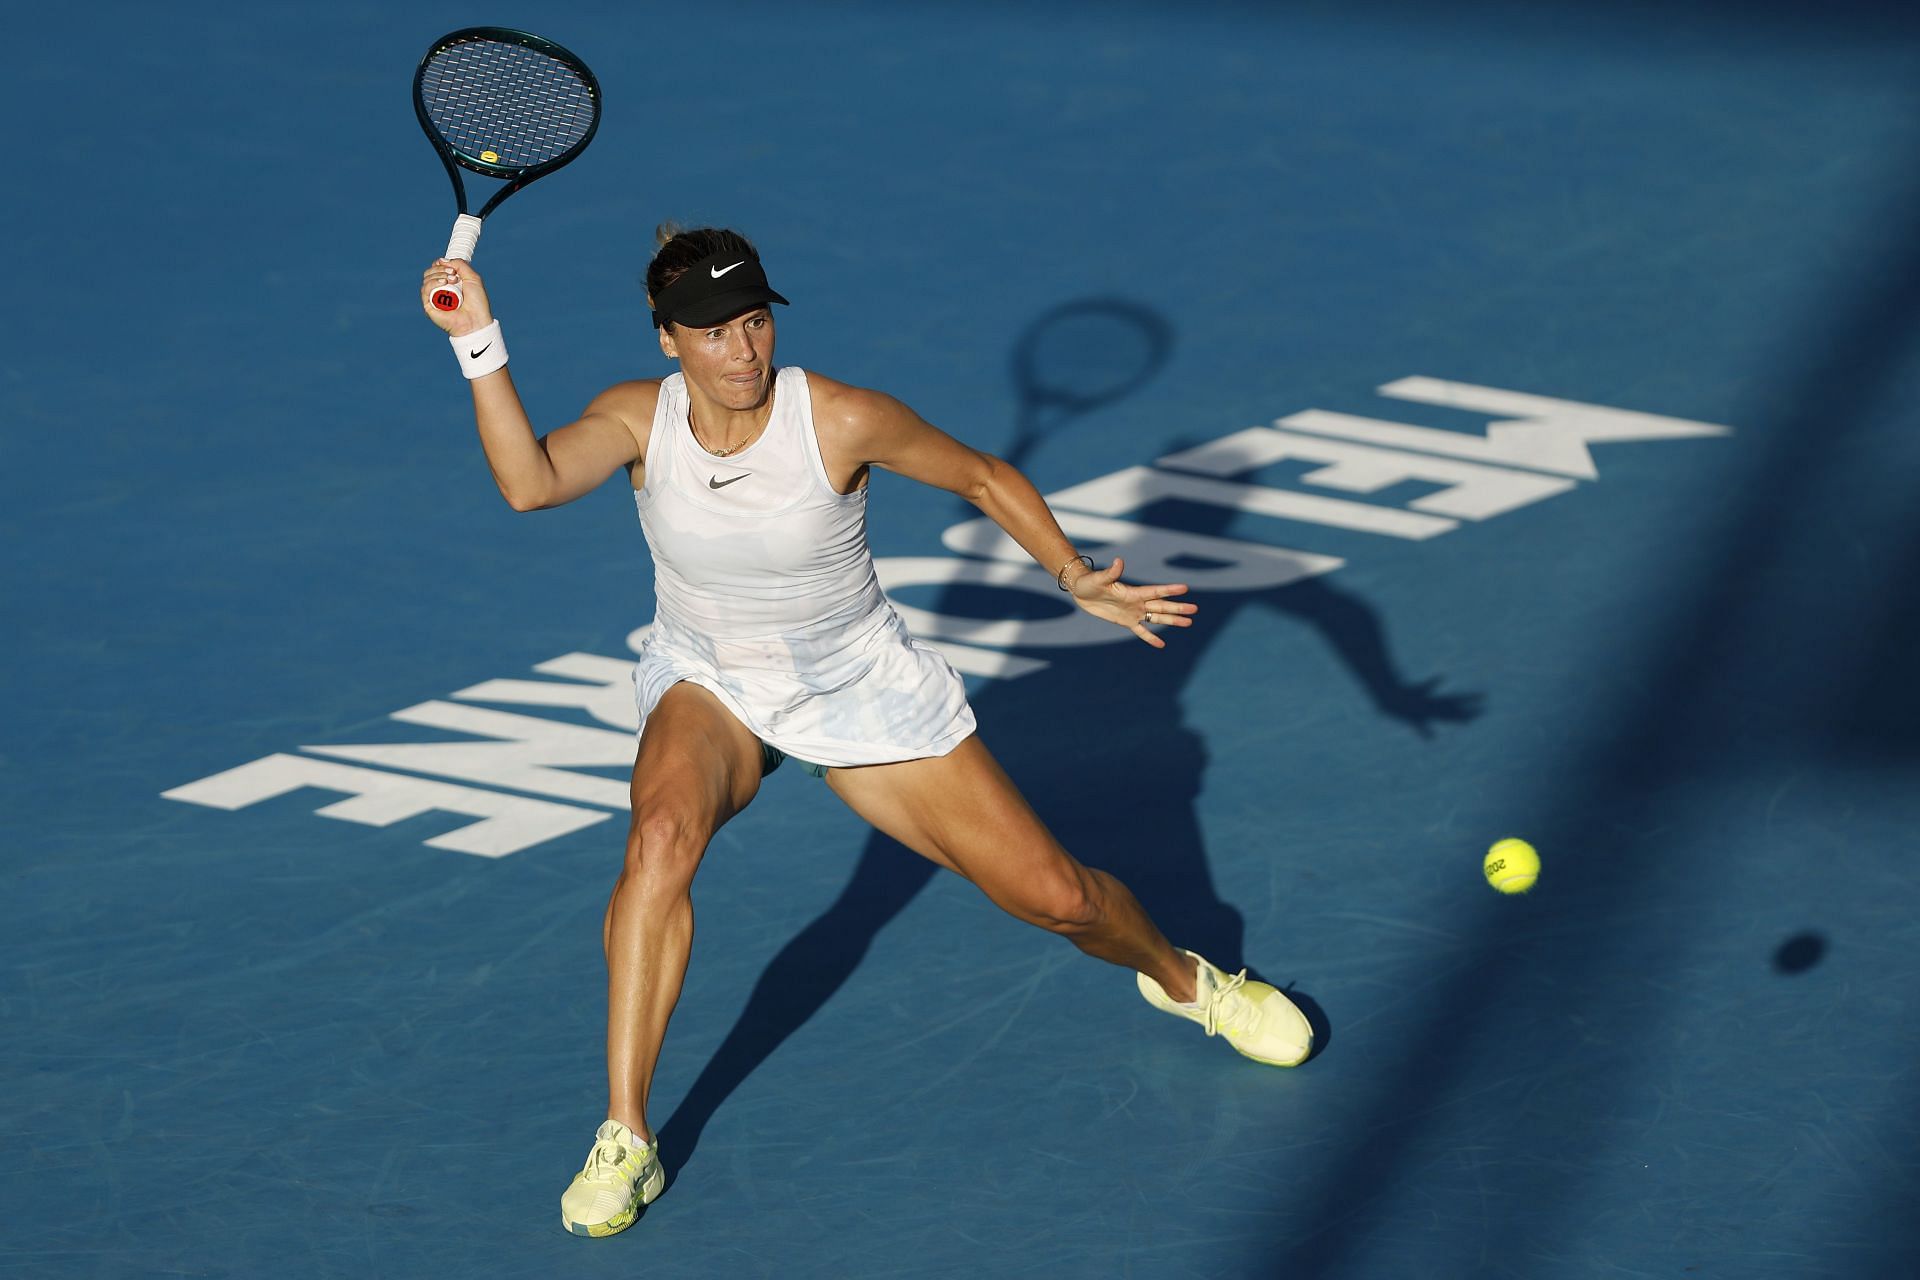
[1066,556,1198,649]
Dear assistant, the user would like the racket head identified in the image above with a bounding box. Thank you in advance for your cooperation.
[1006,298,1173,465]
[413,27,602,211]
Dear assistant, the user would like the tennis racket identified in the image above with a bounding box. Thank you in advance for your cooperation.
[1006,298,1172,469]
[414,27,602,311]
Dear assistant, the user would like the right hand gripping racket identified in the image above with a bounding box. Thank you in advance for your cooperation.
[414,27,602,311]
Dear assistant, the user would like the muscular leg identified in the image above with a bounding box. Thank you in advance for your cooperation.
[824,734,1198,1003]
[605,683,764,1144]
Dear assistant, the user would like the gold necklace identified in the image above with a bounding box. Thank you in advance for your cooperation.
[692,382,773,456]
[694,418,763,457]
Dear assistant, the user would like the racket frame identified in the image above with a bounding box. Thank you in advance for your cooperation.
[414,26,603,310]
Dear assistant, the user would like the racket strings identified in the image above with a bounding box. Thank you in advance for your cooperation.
[1020,319,1168,411]
[420,37,597,169]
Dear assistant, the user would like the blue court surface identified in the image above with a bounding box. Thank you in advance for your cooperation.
[6,2,1919,1276]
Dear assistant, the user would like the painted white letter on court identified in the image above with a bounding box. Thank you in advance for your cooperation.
[874,558,1121,650]
[305,703,637,810]
[451,652,639,730]
[1352,377,1734,478]
[1046,466,1456,540]
[162,754,610,857]
[943,511,1344,591]
[1157,428,1575,521]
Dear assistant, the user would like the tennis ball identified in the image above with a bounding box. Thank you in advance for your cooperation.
[1483,838,1539,894]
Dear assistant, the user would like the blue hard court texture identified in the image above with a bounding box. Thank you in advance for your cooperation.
[3,2,1918,1277]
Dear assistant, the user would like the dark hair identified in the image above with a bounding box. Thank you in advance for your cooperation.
[645,224,759,310]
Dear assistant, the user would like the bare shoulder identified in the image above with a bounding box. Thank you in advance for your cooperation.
[585,377,664,421]
[581,378,665,454]
[802,371,919,448]
[802,370,987,497]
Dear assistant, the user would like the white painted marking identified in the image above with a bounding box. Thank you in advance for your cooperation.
[161,754,609,857]
[453,651,638,729]
[304,702,636,809]
[944,511,1344,592]
[1278,409,1600,479]
[1375,377,1733,478]
[1159,427,1575,521]
[1047,465,1457,539]
[163,377,1737,858]
[875,557,1122,649]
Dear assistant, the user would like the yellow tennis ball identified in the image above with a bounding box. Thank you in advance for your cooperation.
[1484,838,1540,894]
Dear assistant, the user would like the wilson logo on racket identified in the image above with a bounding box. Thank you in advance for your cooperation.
[415,27,603,311]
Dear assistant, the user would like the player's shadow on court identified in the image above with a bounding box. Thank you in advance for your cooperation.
[656,301,1479,1169]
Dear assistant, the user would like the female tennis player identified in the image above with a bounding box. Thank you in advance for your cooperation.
[420,227,1312,1238]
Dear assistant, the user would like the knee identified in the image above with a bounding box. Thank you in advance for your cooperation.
[1014,870,1104,936]
[621,806,709,893]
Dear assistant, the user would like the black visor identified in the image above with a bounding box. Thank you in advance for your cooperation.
[650,249,790,329]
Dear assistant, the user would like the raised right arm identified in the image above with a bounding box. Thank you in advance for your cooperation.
[421,258,657,511]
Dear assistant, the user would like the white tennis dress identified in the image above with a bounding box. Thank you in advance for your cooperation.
[631,367,976,767]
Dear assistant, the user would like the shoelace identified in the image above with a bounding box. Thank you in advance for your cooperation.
[1202,968,1253,1038]
[582,1139,635,1184]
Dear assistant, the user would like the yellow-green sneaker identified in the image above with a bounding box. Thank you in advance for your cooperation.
[1138,949,1313,1067]
[560,1119,664,1237]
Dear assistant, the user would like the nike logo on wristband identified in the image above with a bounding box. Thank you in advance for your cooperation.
[708,474,749,489]
[468,342,493,359]
[710,261,746,278]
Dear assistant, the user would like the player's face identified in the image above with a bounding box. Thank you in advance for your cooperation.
[660,308,776,410]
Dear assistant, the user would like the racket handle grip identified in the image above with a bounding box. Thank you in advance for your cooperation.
[431,215,485,312]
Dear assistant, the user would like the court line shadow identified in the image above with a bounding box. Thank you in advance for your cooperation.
[658,298,1479,1169]
[1831,512,1920,763]
[1259,119,1920,1279]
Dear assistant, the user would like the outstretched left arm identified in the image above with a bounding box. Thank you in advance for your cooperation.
[813,378,1197,648]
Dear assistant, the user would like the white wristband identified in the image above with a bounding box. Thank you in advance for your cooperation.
[451,320,507,380]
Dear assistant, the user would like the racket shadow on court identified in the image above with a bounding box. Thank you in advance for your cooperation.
[656,299,1472,1170]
